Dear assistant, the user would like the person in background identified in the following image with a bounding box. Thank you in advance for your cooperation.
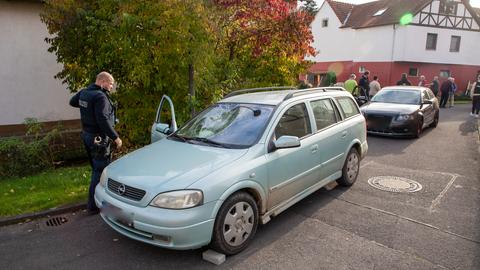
[396,73,412,86]
[344,74,358,95]
[448,77,457,108]
[470,74,480,118]
[430,76,440,97]
[368,76,381,99]
[439,77,453,108]
[358,70,370,99]
[418,75,428,87]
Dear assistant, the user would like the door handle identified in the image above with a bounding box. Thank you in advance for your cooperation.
[341,131,348,138]
[311,144,319,154]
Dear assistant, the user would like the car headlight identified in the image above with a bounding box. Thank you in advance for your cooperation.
[396,114,414,121]
[99,168,107,187]
[150,190,203,209]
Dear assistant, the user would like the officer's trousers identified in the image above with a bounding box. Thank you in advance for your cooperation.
[81,132,110,211]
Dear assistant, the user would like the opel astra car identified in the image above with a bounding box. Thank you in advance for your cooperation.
[95,87,368,255]
[360,86,439,138]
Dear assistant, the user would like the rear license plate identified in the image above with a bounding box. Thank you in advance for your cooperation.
[101,201,134,227]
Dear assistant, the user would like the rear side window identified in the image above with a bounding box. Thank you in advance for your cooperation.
[274,103,312,139]
[335,97,360,119]
[310,99,339,130]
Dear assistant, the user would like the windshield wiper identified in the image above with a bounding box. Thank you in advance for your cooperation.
[187,137,230,148]
[169,133,188,142]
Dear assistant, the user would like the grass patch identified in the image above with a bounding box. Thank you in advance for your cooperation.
[0,164,91,217]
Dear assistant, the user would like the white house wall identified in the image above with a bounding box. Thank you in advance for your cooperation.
[394,25,480,65]
[307,2,355,62]
[0,1,78,126]
[350,25,396,62]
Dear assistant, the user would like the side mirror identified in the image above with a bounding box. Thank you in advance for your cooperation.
[155,123,170,134]
[274,136,301,149]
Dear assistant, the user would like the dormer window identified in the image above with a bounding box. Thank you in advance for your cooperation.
[439,0,457,15]
[373,8,387,16]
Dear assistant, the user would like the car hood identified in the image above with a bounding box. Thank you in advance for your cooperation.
[361,102,419,114]
[107,139,248,193]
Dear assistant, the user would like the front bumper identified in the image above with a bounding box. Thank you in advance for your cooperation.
[94,185,216,250]
[366,115,417,137]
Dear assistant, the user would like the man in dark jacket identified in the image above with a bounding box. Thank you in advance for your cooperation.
[430,76,440,97]
[396,73,412,86]
[70,71,122,214]
[358,70,370,99]
[439,77,453,108]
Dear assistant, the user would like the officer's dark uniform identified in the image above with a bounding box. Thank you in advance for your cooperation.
[70,83,118,212]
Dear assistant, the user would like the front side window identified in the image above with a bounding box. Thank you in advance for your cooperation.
[310,99,339,130]
[422,90,430,102]
[335,97,360,118]
[175,103,274,148]
[426,33,437,50]
[274,103,312,139]
[450,36,461,52]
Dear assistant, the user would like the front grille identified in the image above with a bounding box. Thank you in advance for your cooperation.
[107,178,146,201]
[366,114,393,132]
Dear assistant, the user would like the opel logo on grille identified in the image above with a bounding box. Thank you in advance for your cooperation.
[117,184,126,195]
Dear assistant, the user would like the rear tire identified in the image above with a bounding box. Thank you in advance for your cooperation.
[210,192,258,255]
[337,148,360,187]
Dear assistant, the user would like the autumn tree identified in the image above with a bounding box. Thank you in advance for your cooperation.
[41,0,217,145]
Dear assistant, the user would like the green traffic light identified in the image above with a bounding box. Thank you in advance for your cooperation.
[400,13,413,25]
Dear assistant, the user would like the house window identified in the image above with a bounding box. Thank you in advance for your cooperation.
[373,8,387,16]
[439,70,450,78]
[408,68,419,77]
[322,18,329,27]
[359,66,366,73]
[426,33,437,50]
[439,0,458,15]
[450,36,461,52]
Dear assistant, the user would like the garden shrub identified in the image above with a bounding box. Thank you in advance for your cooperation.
[0,119,59,178]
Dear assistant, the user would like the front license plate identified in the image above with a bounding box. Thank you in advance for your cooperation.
[101,201,134,227]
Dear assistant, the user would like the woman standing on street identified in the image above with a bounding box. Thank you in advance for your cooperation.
[470,75,480,118]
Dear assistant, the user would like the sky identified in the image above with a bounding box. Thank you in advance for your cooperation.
[314,0,480,8]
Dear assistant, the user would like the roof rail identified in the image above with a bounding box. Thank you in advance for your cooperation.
[224,86,296,98]
[283,87,346,101]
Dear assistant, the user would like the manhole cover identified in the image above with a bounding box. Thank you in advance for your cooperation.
[45,216,68,227]
[368,176,422,193]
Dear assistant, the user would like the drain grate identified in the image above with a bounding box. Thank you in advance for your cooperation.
[45,216,68,227]
[368,176,422,193]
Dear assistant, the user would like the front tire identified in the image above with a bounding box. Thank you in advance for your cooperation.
[337,148,360,186]
[429,112,439,128]
[414,119,423,138]
[210,192,259,255]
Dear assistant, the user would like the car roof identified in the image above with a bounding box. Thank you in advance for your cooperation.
[220,87,352,106]
[381,86,428,91]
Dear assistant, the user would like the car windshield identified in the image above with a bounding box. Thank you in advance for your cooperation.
[371,89,421,105]
[173,103,275,149]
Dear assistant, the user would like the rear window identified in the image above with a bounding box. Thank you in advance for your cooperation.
[335,97,360,119]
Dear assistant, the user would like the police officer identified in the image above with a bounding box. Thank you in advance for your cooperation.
[70,71,122,214]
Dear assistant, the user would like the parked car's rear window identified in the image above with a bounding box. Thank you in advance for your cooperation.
[335,97,360,119]
[175,103,274,148]
[310,99,339,130]
[274,103,312,139]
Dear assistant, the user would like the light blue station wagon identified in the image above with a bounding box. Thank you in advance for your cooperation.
[95,87,368,255]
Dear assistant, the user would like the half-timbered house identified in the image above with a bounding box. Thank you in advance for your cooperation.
[307,0,480,92]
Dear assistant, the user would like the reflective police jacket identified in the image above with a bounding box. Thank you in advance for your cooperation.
[69,84,118,140]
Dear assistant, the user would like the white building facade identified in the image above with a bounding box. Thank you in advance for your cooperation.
[307,0,480,91]
[0,0,79,136]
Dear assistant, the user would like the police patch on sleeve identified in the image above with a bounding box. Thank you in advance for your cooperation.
[79,100,88,108]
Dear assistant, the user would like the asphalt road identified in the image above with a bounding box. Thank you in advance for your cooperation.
[1,104,479,270]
